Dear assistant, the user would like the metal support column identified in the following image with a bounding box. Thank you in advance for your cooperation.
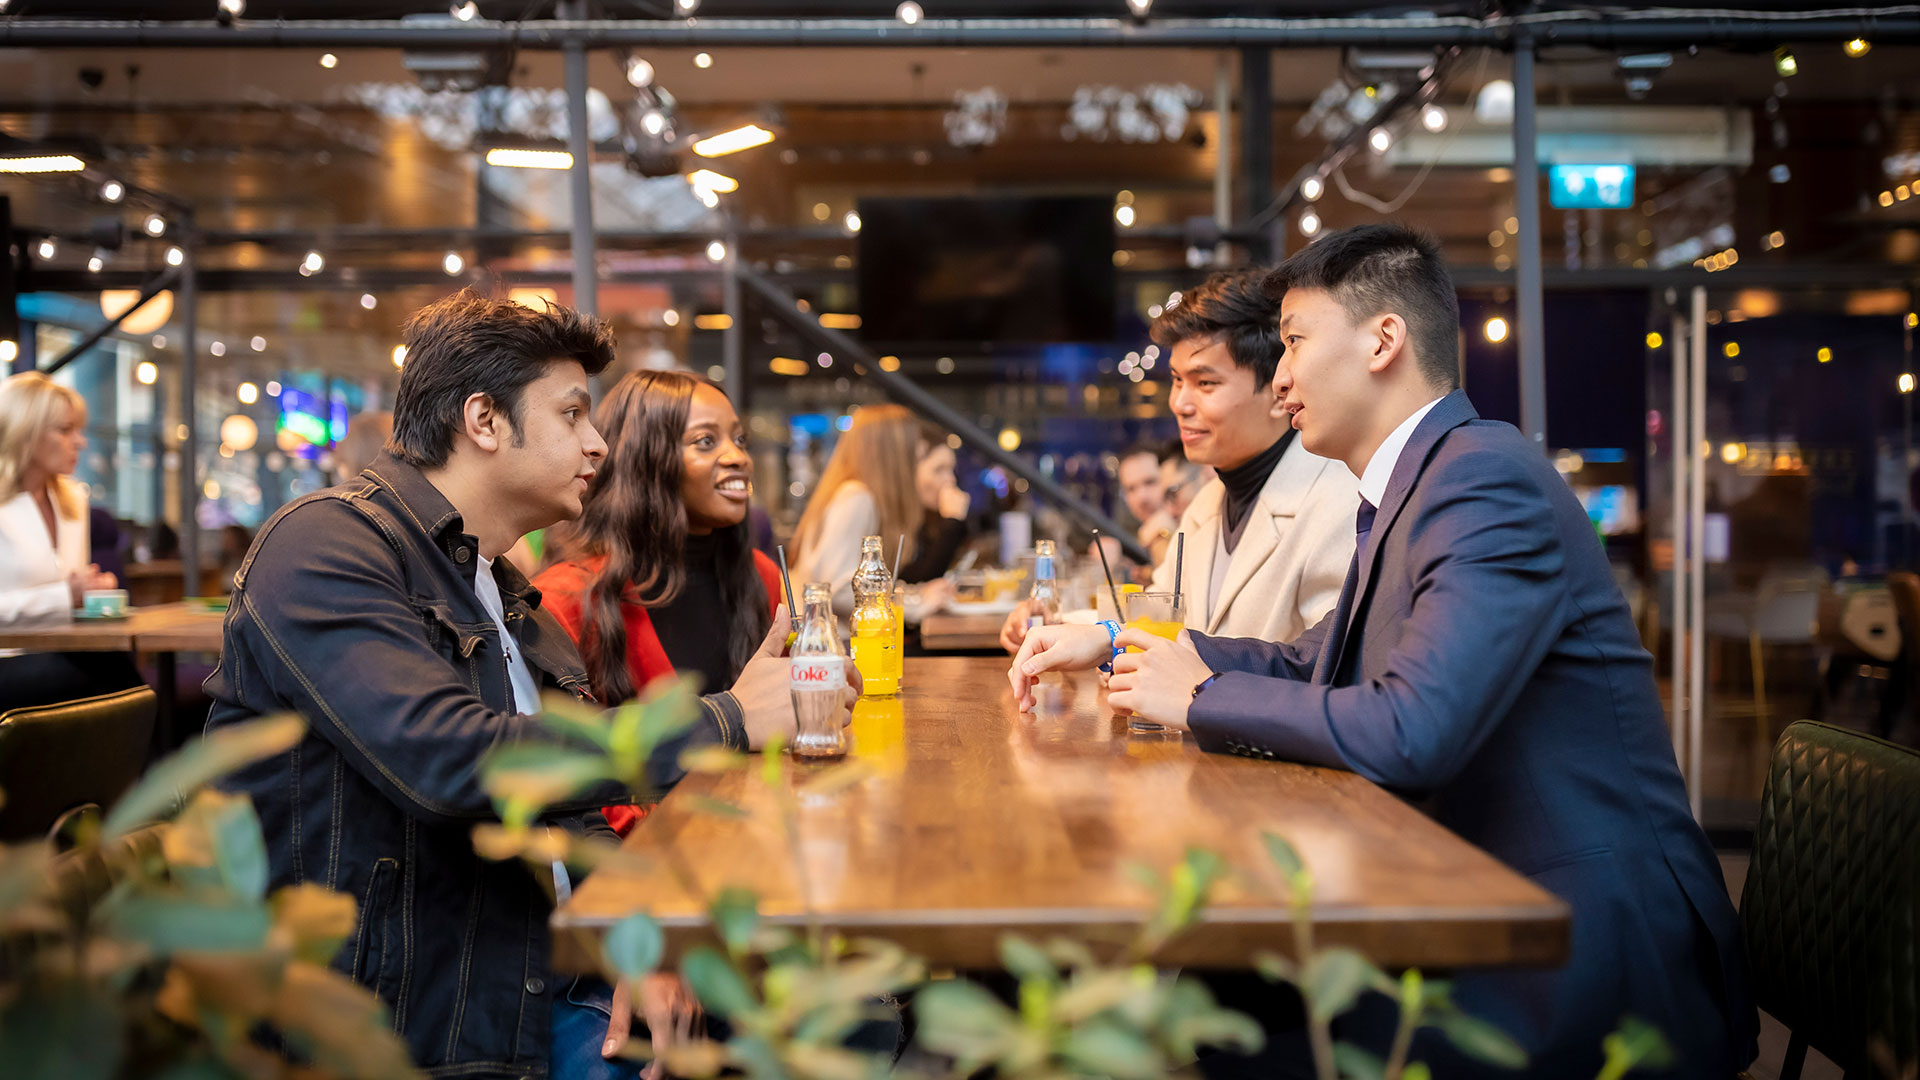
[178,217,200,597]
[1668,305,1688,777]
[1512,36,1547,453]
[1239,47,1275,264]
[721,226,745,409]
[1688,285,1707,820]
[560,0,598,318]
[1213,53,1233,264]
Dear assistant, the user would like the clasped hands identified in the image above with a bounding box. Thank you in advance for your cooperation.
[1007,623,1215,730]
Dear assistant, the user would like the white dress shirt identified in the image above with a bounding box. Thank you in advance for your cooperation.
[1356,397,1445,507]
[0,480,91,628]
[472,554,544,716]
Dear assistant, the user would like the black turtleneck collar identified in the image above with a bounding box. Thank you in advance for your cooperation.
[1219,430,1295,543]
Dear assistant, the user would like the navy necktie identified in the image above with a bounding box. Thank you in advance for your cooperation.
[1355,497,1377,558]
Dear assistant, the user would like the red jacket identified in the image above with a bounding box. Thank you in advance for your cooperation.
[534,549,783,835]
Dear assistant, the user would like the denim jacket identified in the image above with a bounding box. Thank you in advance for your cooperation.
[205,453,748,1077]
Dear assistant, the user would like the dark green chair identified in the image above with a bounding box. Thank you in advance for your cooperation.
[1742,720,1920,1078]
[0,686,156,841]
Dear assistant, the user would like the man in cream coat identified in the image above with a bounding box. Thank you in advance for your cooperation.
[1004,268,1356,650]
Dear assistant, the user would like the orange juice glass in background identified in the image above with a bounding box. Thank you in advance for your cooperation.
[1122,591,1185,734]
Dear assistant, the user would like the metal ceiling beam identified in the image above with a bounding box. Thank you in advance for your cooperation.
[5,14,1920,48]
[38,265,181,374]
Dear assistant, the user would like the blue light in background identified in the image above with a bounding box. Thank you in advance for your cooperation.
[1547,164,1635,210]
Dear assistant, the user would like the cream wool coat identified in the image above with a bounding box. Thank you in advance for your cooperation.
[1147,442,1358,644]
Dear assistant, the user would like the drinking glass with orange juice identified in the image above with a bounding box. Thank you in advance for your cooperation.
[1121,590,1185,734]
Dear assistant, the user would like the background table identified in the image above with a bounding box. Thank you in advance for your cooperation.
[0,603,227,750]
[555,656,1570,973]
[917,612,1008,652]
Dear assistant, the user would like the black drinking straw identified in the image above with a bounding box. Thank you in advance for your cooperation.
[776,544,800,628]
[1091,529,1124,618]
[1172,531,1185,609]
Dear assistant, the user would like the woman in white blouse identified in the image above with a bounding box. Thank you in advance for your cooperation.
[0,371,134,712]
[789,405,963,617]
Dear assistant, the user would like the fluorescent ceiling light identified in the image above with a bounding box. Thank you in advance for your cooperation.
[485,148,574,169]
[0,154,85,173]
[688,169,739,194]
[692,125,775,158]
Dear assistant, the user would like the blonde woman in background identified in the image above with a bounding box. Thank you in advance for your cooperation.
[0,371,141,711]
[790,404,961,617]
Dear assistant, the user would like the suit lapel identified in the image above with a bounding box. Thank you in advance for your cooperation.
[1326,390,1479,681]
[1179,483,1223,628]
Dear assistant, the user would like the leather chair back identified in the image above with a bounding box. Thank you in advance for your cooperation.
[0,686,156,841]
[1743,720,1920,1077]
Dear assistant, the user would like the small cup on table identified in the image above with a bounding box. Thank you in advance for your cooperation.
[1119,590,1184,735]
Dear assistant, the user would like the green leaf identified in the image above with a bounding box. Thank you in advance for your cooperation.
[533,691,614,751]
[783,1041,884,1080]
[1053,969,1145,1023]
[681,945,760,1018]
[1403,1063,1432,1080]
[1253,950,1298,985]
[271,883,358,966]
[1261,831,1305,879]
[1042,937,1096,972]
[1599,1015,1674,1076]
[479,743,616,827]
[660,1039,730,1078]
[709,886,761,957]
[197,790,269,900]
[0,985,124,1080]
[1167,1007,1266,1058]
[267,961,419,1080]
[998,934,1056,984]
[680,745,750,774]
[103,892,273,953]
[104,714,305,839]
[1431,1010,1529,1069]
[1303,947,1380,1023]
[913,979,1022,1054]
[603,911,665,979]
[1059,1019,1163,1080]
[0,843,51,915]
[1332,1043,1387,1080]
[689,795,751,820]
[1124,860,1162,894]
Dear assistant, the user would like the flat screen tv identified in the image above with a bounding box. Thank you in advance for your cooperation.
[856,196,1116,347]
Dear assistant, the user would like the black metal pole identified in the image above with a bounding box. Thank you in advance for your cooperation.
[178,218,200,598]
[733,264,1149,563]
[1240,47,1275,264]
[722,226,745,410]
[559,0,598,319]
[1513,37,1548,454]
[39,267,181,375]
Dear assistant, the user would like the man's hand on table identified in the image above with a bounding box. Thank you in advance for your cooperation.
[998,599,1035,654]
[1008,623,1114,711]
[732,605,858,748]
[606,973,701,1079]
[1107,629,1214,732]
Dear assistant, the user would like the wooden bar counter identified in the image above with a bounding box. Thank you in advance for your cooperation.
[554,656,1570,973]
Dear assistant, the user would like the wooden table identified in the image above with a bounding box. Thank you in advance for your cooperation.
[917,612,1009,652]
[0,603,227,750]
[554,656,1570,973]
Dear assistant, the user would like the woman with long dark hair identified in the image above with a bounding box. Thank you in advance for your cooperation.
[536,370,785,823]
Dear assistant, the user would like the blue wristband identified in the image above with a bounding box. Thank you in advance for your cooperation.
[1097,619,1123,674]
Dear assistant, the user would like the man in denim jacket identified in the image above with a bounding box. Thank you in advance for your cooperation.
[206,293,829,1077]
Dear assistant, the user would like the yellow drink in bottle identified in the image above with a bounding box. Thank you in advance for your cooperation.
[890,600,906,686]
[851,536,899,696]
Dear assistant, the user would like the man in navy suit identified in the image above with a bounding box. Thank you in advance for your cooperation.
[1011,225,1756,1078]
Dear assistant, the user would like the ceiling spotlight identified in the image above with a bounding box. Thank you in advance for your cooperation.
[87,252,105,273]
[485,148,574,169]
[676,0,701,14]
[238,382,259,405]
[897,0,923,24]
[1844,37,1871,58]
[217,0,245,16]
[392,345,408,368]
[844,210,862,233]
[165,245,184,267]
[320,53,339,69]
[1114,204,1136,227]
[1301,175,1324,202]
[1484,316,1511,344]
[99,179,125,203]
[442,251,465,275]
[1774,47,1798,77]
[0,154,85,173]
[640,109,668,136]
[451,1,478,20]
[693,52,713,69]
[210,340,226,357]
[34,237,56,261]
[1299,209,1322,237]
[250,335,266,352]
[300,250,325,276]
[143,213,167,237]
[1368,128,1393,154]
[1474,79,1515,124]
[136,361,158,386]
[1126,0,1151,15]
[360,293,377,310]
[1420,104,1448,133]
[705,239,727,262]
[625,56,655,88]
[687,169,738,195]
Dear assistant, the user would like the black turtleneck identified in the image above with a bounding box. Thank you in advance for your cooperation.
[645,530,734,696]
[1219,430,1295,552]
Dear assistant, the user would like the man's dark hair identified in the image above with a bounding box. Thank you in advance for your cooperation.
[1118,441,1162,467]
[387,291,616,468]
[1148,268,1282,388]
[1265,223,1461,390]
[1158,436,1185,465]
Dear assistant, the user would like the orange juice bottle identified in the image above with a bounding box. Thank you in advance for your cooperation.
[850,536,900,696]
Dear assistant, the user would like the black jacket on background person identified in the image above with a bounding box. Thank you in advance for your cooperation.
[204,451,749,1076]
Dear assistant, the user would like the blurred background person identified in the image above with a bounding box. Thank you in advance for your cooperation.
[790,404,959,617]
[0,371,142,712]
[897,427,972,585]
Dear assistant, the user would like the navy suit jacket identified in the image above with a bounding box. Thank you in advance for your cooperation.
[1188,391,1756,1077]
